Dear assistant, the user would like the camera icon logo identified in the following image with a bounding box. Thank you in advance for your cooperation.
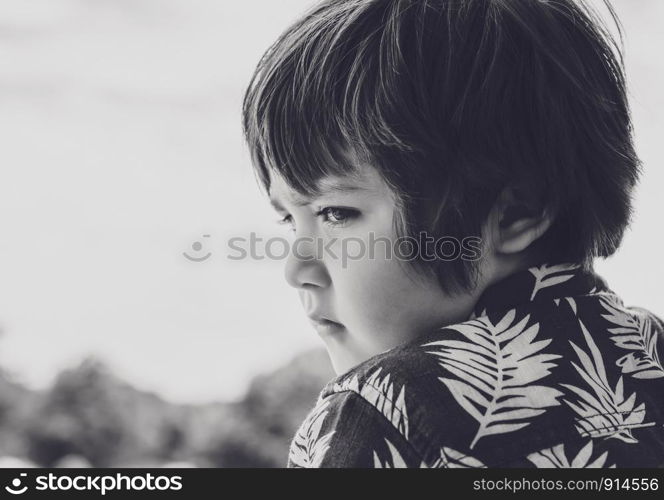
[5,473,28,495]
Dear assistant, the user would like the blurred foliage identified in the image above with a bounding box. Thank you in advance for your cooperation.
[0,349,334,467]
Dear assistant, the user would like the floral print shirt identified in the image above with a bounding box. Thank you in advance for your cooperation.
[287,262,664,468]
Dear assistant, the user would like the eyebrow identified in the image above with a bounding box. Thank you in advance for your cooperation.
[268,180,370,211]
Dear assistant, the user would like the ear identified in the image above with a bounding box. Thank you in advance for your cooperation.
[485,186,555,255]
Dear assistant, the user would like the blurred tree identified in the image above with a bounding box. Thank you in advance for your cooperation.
[242,347,334,437]
[24,357,188,466]
[220,348,334,466]
[4,347,334,467]
[0,366,34,458]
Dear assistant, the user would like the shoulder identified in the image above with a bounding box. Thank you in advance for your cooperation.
[292,294,664,467]
[287,388,424,467]
[316,307,571,457]
[299,323,521,467]
[286,341,435,467]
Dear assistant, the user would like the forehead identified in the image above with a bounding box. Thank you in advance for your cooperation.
[268,163,393,209]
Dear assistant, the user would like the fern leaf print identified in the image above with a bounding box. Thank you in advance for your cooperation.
[428,447,487,468]
[372,438,409,468]
[527,440,615,468]
[560,320,654,443]
[529,263,580,301]
[289,396,336,467]
[599,296,664,379]
[424,309,563,449]
[333,368,410,441]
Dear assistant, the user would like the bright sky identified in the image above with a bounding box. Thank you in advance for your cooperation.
[0,0,662,404]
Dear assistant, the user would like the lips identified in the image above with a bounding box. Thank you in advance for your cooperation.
[308,316,343,327]
[308,317,345,335]
[306,307,341,324]
[304,301,343,329]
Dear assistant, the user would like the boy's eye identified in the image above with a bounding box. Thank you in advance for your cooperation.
[316,206,359,227]
[276,214,296,232]
[275,207,359,232]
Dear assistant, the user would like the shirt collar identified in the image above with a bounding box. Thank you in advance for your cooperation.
[470,261,612,319]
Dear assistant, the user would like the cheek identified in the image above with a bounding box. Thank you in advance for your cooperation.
[332,256,411,324]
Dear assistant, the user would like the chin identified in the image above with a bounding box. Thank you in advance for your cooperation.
[325,347,365,377]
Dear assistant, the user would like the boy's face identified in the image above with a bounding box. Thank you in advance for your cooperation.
[268,163,483,375]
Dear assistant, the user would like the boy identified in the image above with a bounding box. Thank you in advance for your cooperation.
[242,0,664,467]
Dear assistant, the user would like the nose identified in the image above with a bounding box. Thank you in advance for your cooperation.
[284,236,331,289]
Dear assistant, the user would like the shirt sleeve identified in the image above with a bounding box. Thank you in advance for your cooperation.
[287,390,423,468]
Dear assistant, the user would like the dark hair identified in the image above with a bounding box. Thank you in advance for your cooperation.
[241,0,641,294]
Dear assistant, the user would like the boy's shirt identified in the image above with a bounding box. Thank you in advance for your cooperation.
[287,262,664,467]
